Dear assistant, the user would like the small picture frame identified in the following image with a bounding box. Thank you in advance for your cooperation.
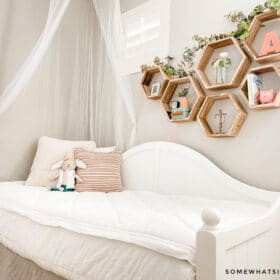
[151,83,160,96]
[171,100,180,110]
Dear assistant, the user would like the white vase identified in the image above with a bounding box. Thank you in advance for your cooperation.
[216,67,227,84]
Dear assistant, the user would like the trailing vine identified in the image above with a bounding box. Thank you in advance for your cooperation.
[140,0,280,78]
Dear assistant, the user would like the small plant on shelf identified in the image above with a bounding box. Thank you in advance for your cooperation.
[177,87,190,109]
[141,56,177,76]
[211,52,232,84]
[169,87,191,120]
[177,87,190,97]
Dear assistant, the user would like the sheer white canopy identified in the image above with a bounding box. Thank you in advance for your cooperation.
[0,0,71,115]
[93,0,137,148]
[0,0,136,150]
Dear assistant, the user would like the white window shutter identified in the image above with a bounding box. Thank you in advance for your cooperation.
[121,0,171,75]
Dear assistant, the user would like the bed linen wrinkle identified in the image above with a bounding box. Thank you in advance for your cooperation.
[0,182,269,266]
[0,208,195,280]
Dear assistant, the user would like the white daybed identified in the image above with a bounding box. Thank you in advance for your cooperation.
[0,141,279,280]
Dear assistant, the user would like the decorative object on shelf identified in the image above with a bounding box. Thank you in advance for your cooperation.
[197,37,250,90]
[259,31,280,56]
[214,109,227,134]
[171,108,191,120]
[259,89,276,103]
[170,98,189,120]
[244,10,280,63]
[151,83,161,97]
[177,86,190,109]
[197,93,247,138]
[240,64,280,109]
[246,73,263,105]
[161,77,205,122]
[170,100,180,111]
[141,66,171,100]
[141,56,177,76]
[211,52,232,84]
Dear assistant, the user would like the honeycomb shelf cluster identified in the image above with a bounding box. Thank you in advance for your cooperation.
[140,10,280,137]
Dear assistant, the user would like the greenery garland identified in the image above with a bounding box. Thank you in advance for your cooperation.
[140,0,280,78]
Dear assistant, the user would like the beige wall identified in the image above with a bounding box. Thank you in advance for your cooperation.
[0,0,50,181]
[123,0,280,191]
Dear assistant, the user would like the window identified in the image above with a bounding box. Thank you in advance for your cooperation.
[121,0,171,74]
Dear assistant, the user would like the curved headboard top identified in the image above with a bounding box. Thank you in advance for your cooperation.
[122,141,276,203]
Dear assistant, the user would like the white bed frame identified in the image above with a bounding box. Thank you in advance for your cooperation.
[122,141,280,280]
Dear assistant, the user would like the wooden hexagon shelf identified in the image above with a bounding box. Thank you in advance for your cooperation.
[240,64,280,110]
[197,37,250,90]
[197,93,247,137]
[161,77,205,122]
[141,66,171,100]
[243,10,280,64]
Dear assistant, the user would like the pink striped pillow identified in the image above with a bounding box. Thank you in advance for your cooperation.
[74,149,123,192]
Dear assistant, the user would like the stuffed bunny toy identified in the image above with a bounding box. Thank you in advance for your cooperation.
[50,155,86,192]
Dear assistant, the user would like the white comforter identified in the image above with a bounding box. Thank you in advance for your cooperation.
[0,182,270,266]
[0,208,195,280]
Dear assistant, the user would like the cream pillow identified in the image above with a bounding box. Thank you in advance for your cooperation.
[26,136,96,187]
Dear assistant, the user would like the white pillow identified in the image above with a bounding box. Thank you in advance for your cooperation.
[26,136,96,187]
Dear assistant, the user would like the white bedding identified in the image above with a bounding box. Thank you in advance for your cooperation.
[0,208,195,280]
[0,181,270,267]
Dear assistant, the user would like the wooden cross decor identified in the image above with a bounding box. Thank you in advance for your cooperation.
[214,109,227,134]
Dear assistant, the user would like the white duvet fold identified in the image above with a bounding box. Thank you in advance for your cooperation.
[0,208,195,280]
[0,181,270,264]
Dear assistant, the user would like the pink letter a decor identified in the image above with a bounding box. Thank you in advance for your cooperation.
[259,31,280,56]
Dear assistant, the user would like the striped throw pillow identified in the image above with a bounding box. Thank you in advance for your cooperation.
[74,149,123,192]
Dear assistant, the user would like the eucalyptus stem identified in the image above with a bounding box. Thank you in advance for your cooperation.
[140,0,280,78]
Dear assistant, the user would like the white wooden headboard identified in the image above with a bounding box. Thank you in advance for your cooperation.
[122,141,274,202]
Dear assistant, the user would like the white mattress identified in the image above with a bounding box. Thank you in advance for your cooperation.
[0,208,195,280]
[0,181,272,280]
[0,182,270,264]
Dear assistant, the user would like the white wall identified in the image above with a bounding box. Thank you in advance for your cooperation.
[122,0,280,191]
[0,0,51,181]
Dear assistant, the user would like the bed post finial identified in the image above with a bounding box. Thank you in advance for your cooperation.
[201,208,221,230]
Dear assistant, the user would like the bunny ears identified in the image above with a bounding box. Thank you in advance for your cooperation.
[51,152,86,170]
[63,151,73,161]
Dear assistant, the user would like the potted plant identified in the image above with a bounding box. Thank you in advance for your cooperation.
[177,87,190,109]
[170,86,191,120]
[211,52,232,84]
